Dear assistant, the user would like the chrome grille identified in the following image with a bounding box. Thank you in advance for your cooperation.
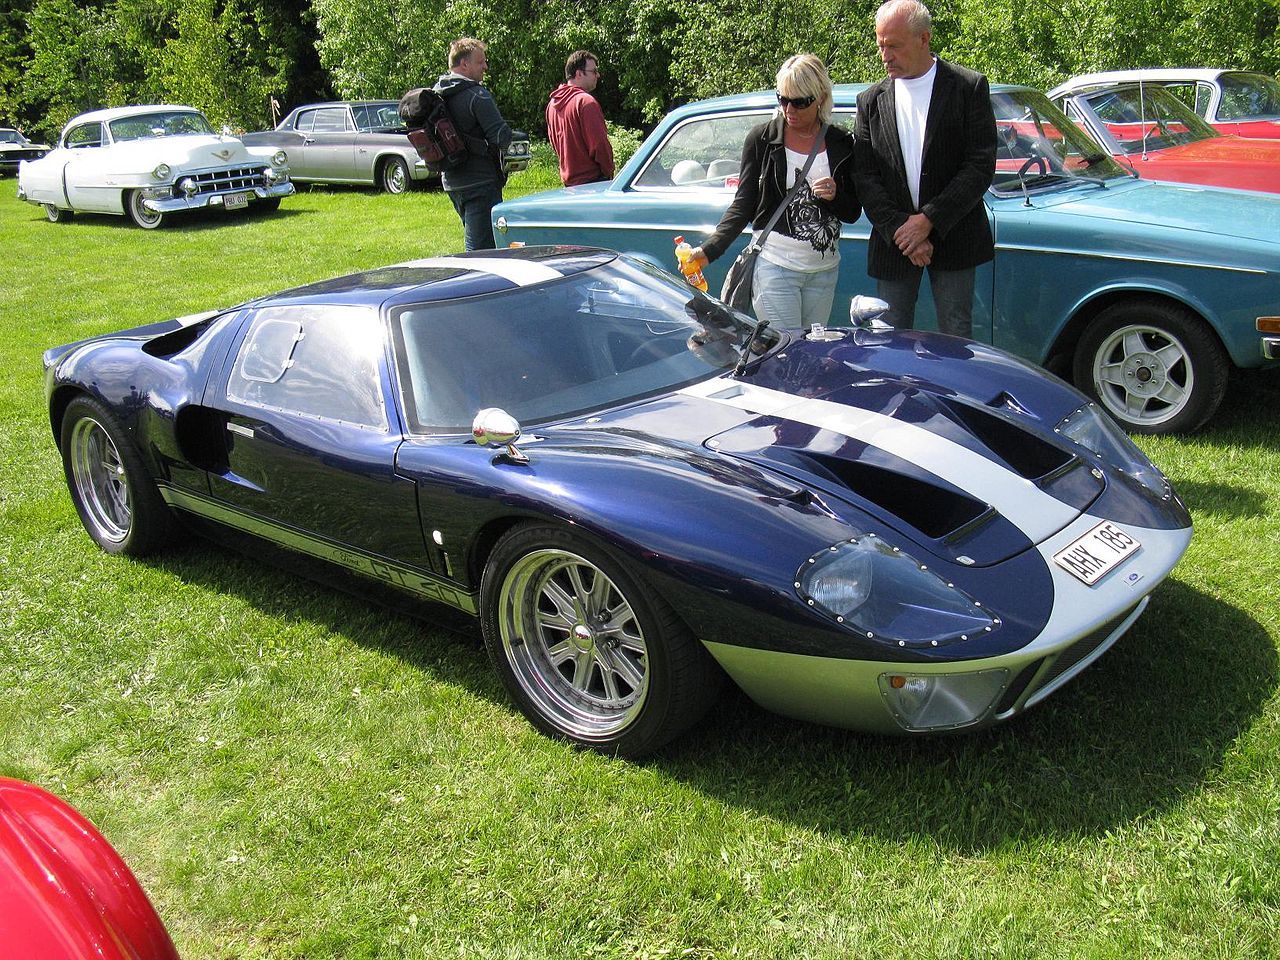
[189,165,269,194]
[4,149,46,162]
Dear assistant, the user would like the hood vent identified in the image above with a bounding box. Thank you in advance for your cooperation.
[942,398,1073,480]
[804,452,989,539]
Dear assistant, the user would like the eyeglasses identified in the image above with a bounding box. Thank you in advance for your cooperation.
[777,93,816,109]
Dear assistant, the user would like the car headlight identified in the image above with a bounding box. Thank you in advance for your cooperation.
[1056,402,1169,498]
[151,163,171,181]
[797,535,996,648]
[877,669,1010,731]
[271,150,288,167]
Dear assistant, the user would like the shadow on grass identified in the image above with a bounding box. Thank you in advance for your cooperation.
[23,204,305,231]
[1187,368,1280,452]
[145,526,1275,853]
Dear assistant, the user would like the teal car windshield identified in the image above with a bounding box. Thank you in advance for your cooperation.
[392,257,766,433]
[990,89,1128,193]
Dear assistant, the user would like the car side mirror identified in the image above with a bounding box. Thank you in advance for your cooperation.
[849,295,893,329]
[472,407,529,463]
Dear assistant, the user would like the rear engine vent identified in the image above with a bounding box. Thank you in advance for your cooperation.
[807,453,988,539]
[943,400,1072,480]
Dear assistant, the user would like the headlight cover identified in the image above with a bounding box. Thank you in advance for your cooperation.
[797,535,996,648]
[151,163,172,181]
[1056,402,1169,498]
[878,669,1010,731]
[271,150,288,167]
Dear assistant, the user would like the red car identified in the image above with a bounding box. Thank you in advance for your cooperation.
[1051,69,1280,139]
[0,777,179,959]
[1048,80,1280,194]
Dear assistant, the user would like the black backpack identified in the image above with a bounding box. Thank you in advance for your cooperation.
[398,87,468,173]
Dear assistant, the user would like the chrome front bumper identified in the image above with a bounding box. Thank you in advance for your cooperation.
[145,180,294,213]
[1262,336,1280,361]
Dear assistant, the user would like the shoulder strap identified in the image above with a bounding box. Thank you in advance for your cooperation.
[750,122,828,249]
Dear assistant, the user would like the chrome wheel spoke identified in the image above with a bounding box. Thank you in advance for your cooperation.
[1152,342,1185,372]
[1154,379,1187,406]
[570,649,597,691]
[1121,330,1148,358]
[1098,360,1127,387]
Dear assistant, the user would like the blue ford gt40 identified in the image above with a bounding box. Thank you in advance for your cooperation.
[44,246,1191,756]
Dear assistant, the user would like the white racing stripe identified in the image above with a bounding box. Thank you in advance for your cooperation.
[679,378,1079,542]
[394,256,563,285]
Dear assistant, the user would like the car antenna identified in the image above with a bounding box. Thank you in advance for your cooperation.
[1139,77,1149,161]
[733,317,770,377]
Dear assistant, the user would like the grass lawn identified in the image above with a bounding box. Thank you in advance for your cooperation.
[2,167,1279,959]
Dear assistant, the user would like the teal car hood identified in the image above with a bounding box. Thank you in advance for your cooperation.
[1023,179,1280,248]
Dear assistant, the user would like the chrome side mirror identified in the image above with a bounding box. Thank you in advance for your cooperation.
[849,295,893,330]
[472,407,529,463]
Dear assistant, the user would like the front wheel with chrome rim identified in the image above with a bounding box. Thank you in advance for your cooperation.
[1073,300,1229,434]
[481,523,721,757]
[60,396,175,555]
[125,189,165,229]
[380,156,410,194]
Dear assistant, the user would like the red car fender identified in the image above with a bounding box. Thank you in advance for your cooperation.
[0,777,179,960]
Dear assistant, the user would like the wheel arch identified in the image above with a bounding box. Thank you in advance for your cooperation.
[1046,286,1228,375]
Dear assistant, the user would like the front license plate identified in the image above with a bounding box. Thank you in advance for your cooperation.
[1053,521,1141,586]
[223,192,250,210]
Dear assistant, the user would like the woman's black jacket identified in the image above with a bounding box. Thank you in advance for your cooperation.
[701,114,861,263]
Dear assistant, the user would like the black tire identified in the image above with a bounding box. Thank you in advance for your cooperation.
[125,189,164,229]
[43,203,72,223]
[1072,300,1229,434]
[480,523,721,757]
[380,156,410,194]
[256,197,282,212]
[60,396,175,555]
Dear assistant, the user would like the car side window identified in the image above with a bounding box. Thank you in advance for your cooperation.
[64,123,102,149]
[295,111,316,133]
[228,305,389,431]
[631,112,769,190]
[310,108,352,133]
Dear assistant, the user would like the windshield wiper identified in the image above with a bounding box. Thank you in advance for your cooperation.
[733,317,770,377]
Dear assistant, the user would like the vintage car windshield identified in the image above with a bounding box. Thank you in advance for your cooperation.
[1080,85,1218,152]
[353,102,404,131]
[0,129,27,144]
[989,89,1127,193]
[109,111,215,142]
[392,257,764,432]
[1218,72,1280,120]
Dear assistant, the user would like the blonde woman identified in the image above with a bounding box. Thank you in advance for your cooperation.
[692,54,860,326]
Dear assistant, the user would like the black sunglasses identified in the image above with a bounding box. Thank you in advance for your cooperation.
[776,93,816,109]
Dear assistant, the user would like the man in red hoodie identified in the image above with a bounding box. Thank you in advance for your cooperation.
[546,50,615,186]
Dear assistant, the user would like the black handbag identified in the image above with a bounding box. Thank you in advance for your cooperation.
[719,124,828,313]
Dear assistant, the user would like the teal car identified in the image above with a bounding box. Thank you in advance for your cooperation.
[494,85,1280,434]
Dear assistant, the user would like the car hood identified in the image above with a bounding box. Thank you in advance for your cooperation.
[571,330,1159,568]
[103,134,257,169]
[1027,178,1280,246]
[1139,134,1280,164]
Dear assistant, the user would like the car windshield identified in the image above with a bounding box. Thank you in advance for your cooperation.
[353,102,404,130]
[1079,85,1218,152]
[109,111,215,142]
[392,256,764,432]
[1218,72,1280,120]
[0,129,26,144]
[989,89,1127,193]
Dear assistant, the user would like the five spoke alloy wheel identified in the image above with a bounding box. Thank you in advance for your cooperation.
[60,396,174,555]
[1074,300,1228,434]
[481,524,720,756]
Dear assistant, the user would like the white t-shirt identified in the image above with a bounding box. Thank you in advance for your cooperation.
[894,58,938,210]
[759,146,841,272]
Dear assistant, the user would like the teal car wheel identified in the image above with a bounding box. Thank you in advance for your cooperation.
[1074,300,1229,434]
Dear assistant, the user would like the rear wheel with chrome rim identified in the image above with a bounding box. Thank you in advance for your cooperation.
[43,203,72,222]
[481,523,720,757]
[60,396,175,555]
[1073,300,1229,434]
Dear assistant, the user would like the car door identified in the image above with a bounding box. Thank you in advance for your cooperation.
[299,107,360,182]
[204,302,429,566]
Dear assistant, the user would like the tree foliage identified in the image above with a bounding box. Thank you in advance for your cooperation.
[3,0,1278,140]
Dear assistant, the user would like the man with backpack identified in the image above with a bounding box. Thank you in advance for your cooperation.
[434,38,513,250]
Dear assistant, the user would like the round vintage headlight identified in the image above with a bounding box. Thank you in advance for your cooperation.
[271,150,288,167]
[797,535,996,648]
[178,177,198,196]
[151,163,172,181]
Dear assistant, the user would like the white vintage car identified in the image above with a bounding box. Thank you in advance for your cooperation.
[17,104,294,228]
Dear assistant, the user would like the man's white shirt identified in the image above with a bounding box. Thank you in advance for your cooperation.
[893,58,938,210]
